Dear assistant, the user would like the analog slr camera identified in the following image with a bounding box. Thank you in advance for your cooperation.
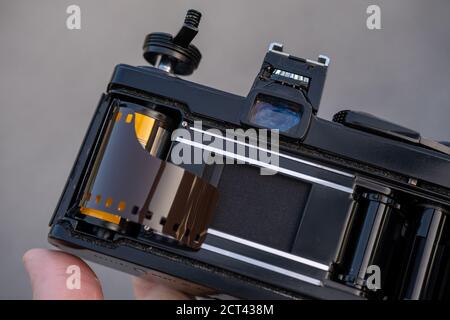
[49,9,450,300]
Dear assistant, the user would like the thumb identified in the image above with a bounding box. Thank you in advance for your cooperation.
[23,248,103,300]
[132,276,189,300]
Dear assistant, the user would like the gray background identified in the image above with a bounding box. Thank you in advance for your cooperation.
[0,0,449,299]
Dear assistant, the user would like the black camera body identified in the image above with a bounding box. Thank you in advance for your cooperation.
[49,10,450,300]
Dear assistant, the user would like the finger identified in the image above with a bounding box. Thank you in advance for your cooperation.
[132,276,189,300]
[23,248,103,300]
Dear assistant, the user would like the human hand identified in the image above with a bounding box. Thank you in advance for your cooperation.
[23,248,188,300]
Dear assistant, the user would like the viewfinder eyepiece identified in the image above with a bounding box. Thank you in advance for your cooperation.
[249,95,303,132]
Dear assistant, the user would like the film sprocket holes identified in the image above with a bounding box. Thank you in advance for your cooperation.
[49,9,450,300]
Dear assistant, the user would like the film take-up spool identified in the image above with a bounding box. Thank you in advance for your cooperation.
[79,101,218,249]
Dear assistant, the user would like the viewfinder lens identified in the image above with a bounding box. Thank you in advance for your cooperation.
[249,95,302,132]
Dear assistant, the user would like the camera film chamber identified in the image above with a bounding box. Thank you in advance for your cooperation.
[78,101,218,249]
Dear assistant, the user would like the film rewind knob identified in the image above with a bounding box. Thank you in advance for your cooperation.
[143,9,202,75]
